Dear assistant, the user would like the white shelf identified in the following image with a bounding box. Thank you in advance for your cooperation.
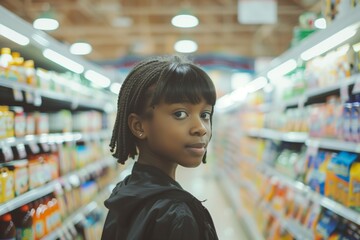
[260,7,360,75]
[0,130,111,149]
[0,77,113,111]
[263,202,313,240]
[306,138,360,153]
[247,128,308,143]
[218,169,264,240]
[0,157,115,215]
[248,128,360,153]
[261,164,360,225]
[278,73,360,109]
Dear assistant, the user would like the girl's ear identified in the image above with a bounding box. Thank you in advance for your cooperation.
[128,113,146,139]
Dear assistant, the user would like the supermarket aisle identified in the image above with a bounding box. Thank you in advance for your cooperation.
[177,165,250,240]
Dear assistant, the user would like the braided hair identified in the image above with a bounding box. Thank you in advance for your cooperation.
[109,55,217,164]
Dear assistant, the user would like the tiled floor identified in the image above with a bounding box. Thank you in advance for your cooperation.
[177,164,250,240]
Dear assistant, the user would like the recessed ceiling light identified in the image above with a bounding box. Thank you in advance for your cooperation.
[33,18,59,31]
[171,14,199,28]
[174,40,198,53]
[70,42,93,55]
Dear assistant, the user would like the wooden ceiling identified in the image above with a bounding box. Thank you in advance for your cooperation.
[1,0,321,62]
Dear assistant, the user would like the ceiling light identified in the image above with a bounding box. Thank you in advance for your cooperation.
[314,18,327,29]
[110,83,122,94]
[43,48,84,73]
[33,8,59,31]
[171,14,199,28]
[0,24,30,46]
[85,70,111,88]
[246,76,268,93]
[353,42,360,52]
[33,18,59,31]
[70,42,92,55]
[301,25,358,61]
[174,40,198,53]
[267,59,297,81]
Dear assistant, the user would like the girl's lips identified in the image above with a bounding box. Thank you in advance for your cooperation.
[186,143,206,148]
[185,143,206,156]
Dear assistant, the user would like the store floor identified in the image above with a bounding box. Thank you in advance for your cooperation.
[177,164,250,240]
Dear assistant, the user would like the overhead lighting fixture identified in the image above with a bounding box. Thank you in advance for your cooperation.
[110,83,122,94]
[314,17,327,29]
[267,59,297,81]
[246,76,268,93]
[353,42,360,52]
[70,42,92,55]
[174,40,198,53]
[33,7,59,31]
[43,48,84,73]
[32,33,49,46]
[301,25,358,61]
[0,24,30,46]
[171,14,199,28]
[85,70,111,88]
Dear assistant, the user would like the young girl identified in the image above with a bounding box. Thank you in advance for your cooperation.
[101,55,218,240]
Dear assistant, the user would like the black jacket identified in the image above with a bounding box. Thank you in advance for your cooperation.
[101,162,218,240]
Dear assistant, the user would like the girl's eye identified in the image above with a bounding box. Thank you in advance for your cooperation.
[173,111,188,119]
[201,112,211,120]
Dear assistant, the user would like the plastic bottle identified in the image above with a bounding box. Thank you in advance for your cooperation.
[13,204,34,240]
[0,213,16,240]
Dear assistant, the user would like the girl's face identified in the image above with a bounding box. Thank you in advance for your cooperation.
[139,98,213,169]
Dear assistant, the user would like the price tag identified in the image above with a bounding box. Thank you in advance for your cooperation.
[41,142,50,152]
[71,98,79,110]
[25,91,34,104]
[12,88,23,101]
[1,144,14,162]
[297,95,307,110]
[33,91,42,107]
[16,144,27,159]
[50,143,58,152]
[340,82,349,103]
[29,142,40,154]
[352,75,360,94]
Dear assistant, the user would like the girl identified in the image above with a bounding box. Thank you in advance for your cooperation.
[101,55,218,240]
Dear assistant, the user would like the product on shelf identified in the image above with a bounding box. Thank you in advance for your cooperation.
[0,213,16,239]
[12,204,34,240]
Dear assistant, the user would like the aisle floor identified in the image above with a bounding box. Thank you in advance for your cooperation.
[177,165,250,240]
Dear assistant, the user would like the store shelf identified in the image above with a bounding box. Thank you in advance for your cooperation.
[218,169,264,240]
[260,7,360,76]
[306,138,360,153]
[262,202,313,240]
[0,157,115,215]
[261,163,360,226]
[0,130,111,149]
[247,128,308,143]
[0,77,113,111]
[248,128,360,153]
[280,73,360,109]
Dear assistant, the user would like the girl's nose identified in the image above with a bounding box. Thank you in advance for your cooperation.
[190,118,207,136]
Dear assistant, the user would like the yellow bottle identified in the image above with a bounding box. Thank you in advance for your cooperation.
[0,48,13,78]
[24,60,36,86]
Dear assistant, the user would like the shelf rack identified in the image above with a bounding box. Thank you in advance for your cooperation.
[0,157,115,216]
[260,163,360,226]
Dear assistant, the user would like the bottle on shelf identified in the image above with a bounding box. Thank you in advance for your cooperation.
[0,213,16,240]
[12,204,34,240]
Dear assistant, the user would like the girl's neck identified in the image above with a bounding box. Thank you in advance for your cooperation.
[137,154,177,180]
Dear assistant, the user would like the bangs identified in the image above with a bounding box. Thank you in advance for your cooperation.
[151,63,216,106]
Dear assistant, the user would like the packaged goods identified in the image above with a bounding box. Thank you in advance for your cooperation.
[0,213,16,240]
[2,160,29,196]
[12,204,34,240]
[0,167,14,203]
